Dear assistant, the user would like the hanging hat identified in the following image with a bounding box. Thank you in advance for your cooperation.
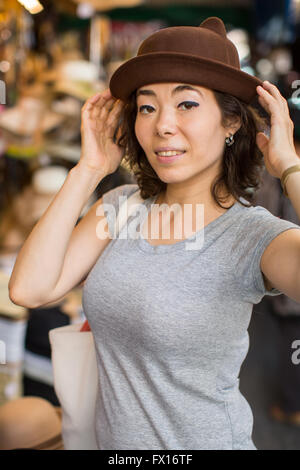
[32,166,69,196]
[0,396,63,450]
[0,97,65,137]
[109,16,262,104]
[54,60,105,101]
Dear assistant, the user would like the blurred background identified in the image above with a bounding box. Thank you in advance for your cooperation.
[0,0,299,450]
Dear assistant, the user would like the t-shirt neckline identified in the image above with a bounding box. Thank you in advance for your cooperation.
[137,194,245,254]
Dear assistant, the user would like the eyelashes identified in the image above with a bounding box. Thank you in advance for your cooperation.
[138,101,199,114]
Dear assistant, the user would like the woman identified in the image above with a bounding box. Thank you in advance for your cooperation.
[9,17,300,450]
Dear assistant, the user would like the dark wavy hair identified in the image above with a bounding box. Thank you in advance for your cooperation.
[115,88,269,209]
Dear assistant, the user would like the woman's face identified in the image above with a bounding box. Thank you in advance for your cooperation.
[135,82,235,186]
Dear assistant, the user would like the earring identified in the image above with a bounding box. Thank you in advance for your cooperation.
[225,133,234,147]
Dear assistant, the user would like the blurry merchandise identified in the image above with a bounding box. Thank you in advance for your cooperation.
[0,78,68,161]
[255,56,277,83]
[72,0,144,11]
[44,142,81,164]
[0,396,63,450]
[51,96,82,117]
[32,165,68,196]
[0,158,87,406]
[255,0,296,45]
[0,96,65,137]
[54,59,106,101]
[89,15,111,76]
[227,28,250,66]
[17,0,44,15]
[53,31,84,63]
[270,47,293,75]
[0,271,28,406]
[0,159,36,260]
[0,6,19,104]
[33,9,65,68]
[105,20,166,64]
[0,161,92,250]
[18,52,50,91]
[15,8,37,95]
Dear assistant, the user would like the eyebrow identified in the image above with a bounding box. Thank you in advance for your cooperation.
[136,84,204,99]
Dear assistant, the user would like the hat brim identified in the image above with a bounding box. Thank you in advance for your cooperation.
[109,52,262,104]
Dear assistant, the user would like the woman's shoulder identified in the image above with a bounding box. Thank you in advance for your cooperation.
[234,198,300,241]
[236,197,281,221]
[239,200,284,222]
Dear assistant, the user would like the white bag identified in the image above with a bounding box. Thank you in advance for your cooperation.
[49,323,98,450]
[49,188,143,450]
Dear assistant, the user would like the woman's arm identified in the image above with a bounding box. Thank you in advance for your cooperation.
[8,163,104,307]
[9,88,125,308]
[256,81,300,301]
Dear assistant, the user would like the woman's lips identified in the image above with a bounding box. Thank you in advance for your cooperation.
[156,151,186,163]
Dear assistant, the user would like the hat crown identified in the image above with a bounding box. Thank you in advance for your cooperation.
[109,15,262,104]
[199,16,227,38]
[137,17,240,69]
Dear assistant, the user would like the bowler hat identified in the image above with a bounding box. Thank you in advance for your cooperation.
[109,16,262,104]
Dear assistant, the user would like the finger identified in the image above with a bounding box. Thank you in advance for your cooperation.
[105,101,124,138]
[262,81,282,99]
[92,99,122,132]
[262,81,289,112]
[97,96,119,121]
[258,84,294,139]
[256,131,269,154]
[257,85,280,116]
[106,99,123,122]
[81,89,112,116]
[82,92,103,113]
[91,96,113,120]
[257,88,295,150]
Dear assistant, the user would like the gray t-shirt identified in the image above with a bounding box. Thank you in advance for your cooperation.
[82,183,300,450]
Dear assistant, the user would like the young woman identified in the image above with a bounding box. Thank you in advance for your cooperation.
[9,17,300,450]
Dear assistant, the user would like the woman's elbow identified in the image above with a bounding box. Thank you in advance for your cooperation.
[8,287,41,309]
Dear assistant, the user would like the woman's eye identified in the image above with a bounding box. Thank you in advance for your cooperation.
[138,105,154,114]
[179,101,199,110]
[138,102,199,114]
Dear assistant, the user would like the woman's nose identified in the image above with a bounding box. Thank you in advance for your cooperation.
[154,109,177,136]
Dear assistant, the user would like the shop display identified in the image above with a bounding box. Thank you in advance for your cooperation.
[0,271,27,406]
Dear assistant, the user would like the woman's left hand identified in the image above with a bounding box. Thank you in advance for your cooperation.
[256,80,299,179]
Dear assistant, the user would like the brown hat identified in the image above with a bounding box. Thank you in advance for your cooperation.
[109,16,262,104]
[0,397,63,450]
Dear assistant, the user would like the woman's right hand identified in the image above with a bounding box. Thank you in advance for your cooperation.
[78,88,125,178]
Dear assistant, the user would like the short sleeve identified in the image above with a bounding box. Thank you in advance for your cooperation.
[102,184,139,238]
[232,205,300,304]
